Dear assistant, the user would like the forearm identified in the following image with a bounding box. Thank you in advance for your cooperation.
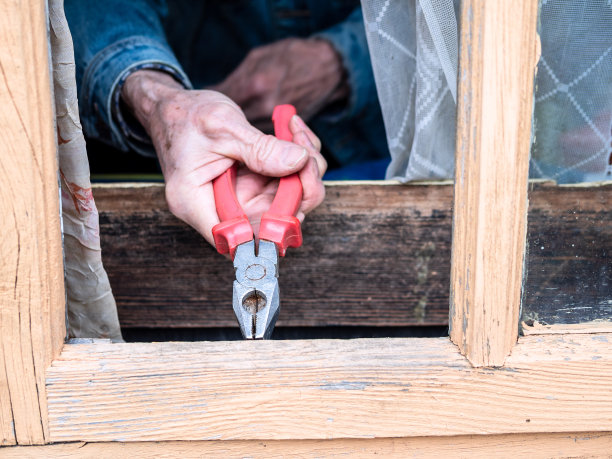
[65,0,191,154]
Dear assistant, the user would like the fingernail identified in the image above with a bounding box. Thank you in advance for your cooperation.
[292,114,307,130]
[283,147,308,169]
[303,133,316,149]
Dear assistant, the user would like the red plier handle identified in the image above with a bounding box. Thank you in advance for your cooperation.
[212,104,303,258]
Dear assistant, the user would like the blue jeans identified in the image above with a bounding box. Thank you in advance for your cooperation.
[65,0,390,177]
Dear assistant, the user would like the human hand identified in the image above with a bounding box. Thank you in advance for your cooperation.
[211,38,349,132]
[121,70,327,246]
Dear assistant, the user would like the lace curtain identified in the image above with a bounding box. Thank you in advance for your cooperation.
[362,0,612,184]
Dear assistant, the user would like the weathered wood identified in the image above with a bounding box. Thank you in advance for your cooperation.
[523,321,612,336]
[3,432,612,458]
[523,183,612,329]
[93,182,611,330]
[0,0,65,446]
[46,334,612,442]
[94,182,453,328]
[450,0,539,366]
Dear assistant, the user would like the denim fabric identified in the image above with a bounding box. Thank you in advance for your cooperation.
[65,0,389,170]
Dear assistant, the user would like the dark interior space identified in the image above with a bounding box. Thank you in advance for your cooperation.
[87,139,162,178]
[122,325,448,342]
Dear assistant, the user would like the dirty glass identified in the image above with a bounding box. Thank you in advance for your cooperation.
[521,1,612,331]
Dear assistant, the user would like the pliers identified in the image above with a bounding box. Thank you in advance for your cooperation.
[211,105,303,339]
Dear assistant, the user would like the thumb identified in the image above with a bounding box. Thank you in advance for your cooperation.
[239,133,309,177]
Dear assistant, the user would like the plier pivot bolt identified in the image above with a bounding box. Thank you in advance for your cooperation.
[211,105,303,339]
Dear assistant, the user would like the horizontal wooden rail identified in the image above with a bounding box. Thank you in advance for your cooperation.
[4,432,612,458]
[46,334,612,442]
[93,182,611,329]
[96,181,453,328]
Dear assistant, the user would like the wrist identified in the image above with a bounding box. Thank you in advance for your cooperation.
[121,69,184,133]
[308,38,350,104]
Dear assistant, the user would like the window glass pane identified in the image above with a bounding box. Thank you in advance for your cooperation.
[522,1,612,331]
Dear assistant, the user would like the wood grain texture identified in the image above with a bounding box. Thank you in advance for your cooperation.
[0,0,65,446]
[94,182,453,328]
[450,0,539,366]
[3,432,612,458]
[46,334,612,442]
[523,321,612,336]
[93,182,611,330]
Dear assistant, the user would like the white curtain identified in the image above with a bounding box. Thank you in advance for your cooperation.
[49,0,123,341]
[362,0,612,184]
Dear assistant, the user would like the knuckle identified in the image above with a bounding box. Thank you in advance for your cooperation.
[206,102,236,121]
[302,182,325,212]
[164,179,184,217]
[248,47,262,60]
[199,102,237,132]
[318,155,328,175]
[250,134,276,170]
[250,74,270,96]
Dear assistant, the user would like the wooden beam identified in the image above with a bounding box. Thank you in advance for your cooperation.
[95,182,453,328]
[46,334,612,442]
[3,432,612,458]
[523,322,612,336]
[0,0,65,446]
[92,182,611,330]
[450,0,539,366]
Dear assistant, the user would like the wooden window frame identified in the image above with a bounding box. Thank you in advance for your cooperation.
[1,0,611,453]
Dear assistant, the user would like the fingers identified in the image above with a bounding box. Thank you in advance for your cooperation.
[291,130,327,177]
[289,115,325,217]
[289,115,327,177]
[236,130,310,177]
[198,101,310,177]
[290,115,322,150]
[298,157,326,216]
[164,178,218,247]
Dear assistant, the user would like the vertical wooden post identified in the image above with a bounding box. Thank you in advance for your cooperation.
[449,0,539,367]
[0,0,65,445]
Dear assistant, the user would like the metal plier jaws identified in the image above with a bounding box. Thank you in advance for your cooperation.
[211,105,303,339]
[233,240,280,339]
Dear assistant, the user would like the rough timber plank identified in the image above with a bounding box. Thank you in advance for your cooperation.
[0,0,65,446]
[3,432,612,458]
[94,182,453,328]
[450,0,539,366]
[93,182,611,330]
[522,322,612,336]
[46,334,612,442]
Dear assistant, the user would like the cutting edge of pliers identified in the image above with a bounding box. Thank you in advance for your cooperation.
[232,239,279,339]
[211,104,303,339]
